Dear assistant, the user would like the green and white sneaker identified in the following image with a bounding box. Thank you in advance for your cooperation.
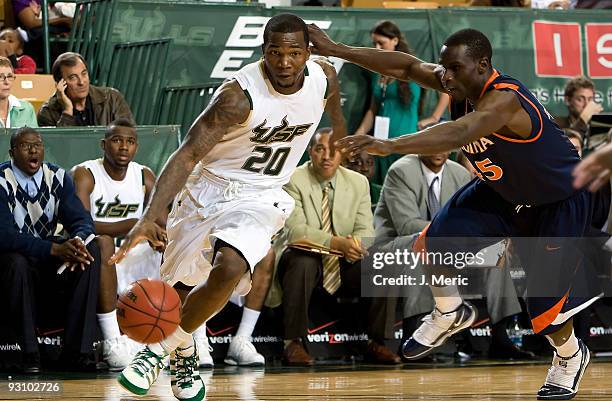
[170,344,206,401]
[117,345,167,395]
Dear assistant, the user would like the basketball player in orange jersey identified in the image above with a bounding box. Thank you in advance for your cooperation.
[110,14,349,401]
[309,25,598,400]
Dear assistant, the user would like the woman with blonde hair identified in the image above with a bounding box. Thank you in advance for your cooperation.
[0,56,37,128]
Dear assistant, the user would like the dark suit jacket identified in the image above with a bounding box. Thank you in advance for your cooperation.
[374,155,470,240]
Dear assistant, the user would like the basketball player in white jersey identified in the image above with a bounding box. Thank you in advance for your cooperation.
[72,119,161,371]
[111,14,347,401]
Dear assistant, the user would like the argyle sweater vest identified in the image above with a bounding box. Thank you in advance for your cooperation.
[0,162,64,240]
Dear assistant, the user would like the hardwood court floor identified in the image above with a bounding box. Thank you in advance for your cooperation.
[2,360,612,400]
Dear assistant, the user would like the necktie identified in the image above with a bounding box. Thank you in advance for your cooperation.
[428,176,440,218]
[321,183,341,295]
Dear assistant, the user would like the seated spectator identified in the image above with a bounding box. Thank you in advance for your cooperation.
[71,119,159,370]
[0,56,37,127]
[554,76,603,138]
[564,127,583,158]
[191,250,275,368]
[374,153,533,360]
[12,0,71,66]
[0,127,101,372]
[343,149,382,208]
[0,29,36,74]
[276,127,399,366]
[38,52,134,127]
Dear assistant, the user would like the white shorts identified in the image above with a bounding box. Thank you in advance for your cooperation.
[116,242,162,294]
[160,166,294,295]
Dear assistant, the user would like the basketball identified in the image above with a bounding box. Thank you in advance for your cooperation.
[117,279,181,344]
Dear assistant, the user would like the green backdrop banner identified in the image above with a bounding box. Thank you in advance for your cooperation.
[111,3,612,130]
[0,125,181,174]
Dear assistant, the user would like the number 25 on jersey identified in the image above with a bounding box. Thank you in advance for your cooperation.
[473,158,503,181]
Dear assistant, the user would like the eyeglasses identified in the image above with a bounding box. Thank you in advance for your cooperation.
[0,74,15,82]
[14,142,44,151]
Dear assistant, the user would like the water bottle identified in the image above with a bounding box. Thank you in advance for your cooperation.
[506,315,523,348]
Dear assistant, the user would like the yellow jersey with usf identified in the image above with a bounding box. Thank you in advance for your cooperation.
[200,59,328,187]
[78,158,145,223]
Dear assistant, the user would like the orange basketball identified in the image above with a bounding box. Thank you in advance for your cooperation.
[117,279,181,344]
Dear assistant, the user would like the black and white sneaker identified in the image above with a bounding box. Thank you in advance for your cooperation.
[537,339,590,400]
[402,301,477,360]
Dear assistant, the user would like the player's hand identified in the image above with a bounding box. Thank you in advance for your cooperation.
[56,78,73,115]
[335,135,393,158]
[579,100,603,125]
[573,142,612,191]
[110,218,167,264]
[308,24,338,57]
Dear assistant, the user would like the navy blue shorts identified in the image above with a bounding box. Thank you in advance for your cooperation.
[418,178,601,335]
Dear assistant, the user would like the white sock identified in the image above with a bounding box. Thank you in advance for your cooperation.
[193,323,208,340]
[547,330,579,358]
[235,307,260,339]
[97,310,121,340]
[430,285,462,313]
[150,325,193,355]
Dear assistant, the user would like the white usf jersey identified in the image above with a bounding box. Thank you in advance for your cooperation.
[78,158,146,223]
[200,59,328,187]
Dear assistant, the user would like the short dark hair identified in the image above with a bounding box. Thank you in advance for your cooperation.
[52,52,87,82]
[10,127,40,148]
[263,13,309,48]
[105,118,136,138]
[444,28,493,63]
[564,76,595,99]
[308,127,332,149]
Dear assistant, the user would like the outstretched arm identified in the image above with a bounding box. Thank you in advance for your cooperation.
[308,24,445,93]
[314,58,347,145]
[337,90,521,156]
[110,80,250,263]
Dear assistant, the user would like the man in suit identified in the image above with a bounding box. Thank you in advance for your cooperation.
[277,127,400,366]
[375,152,532,359]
